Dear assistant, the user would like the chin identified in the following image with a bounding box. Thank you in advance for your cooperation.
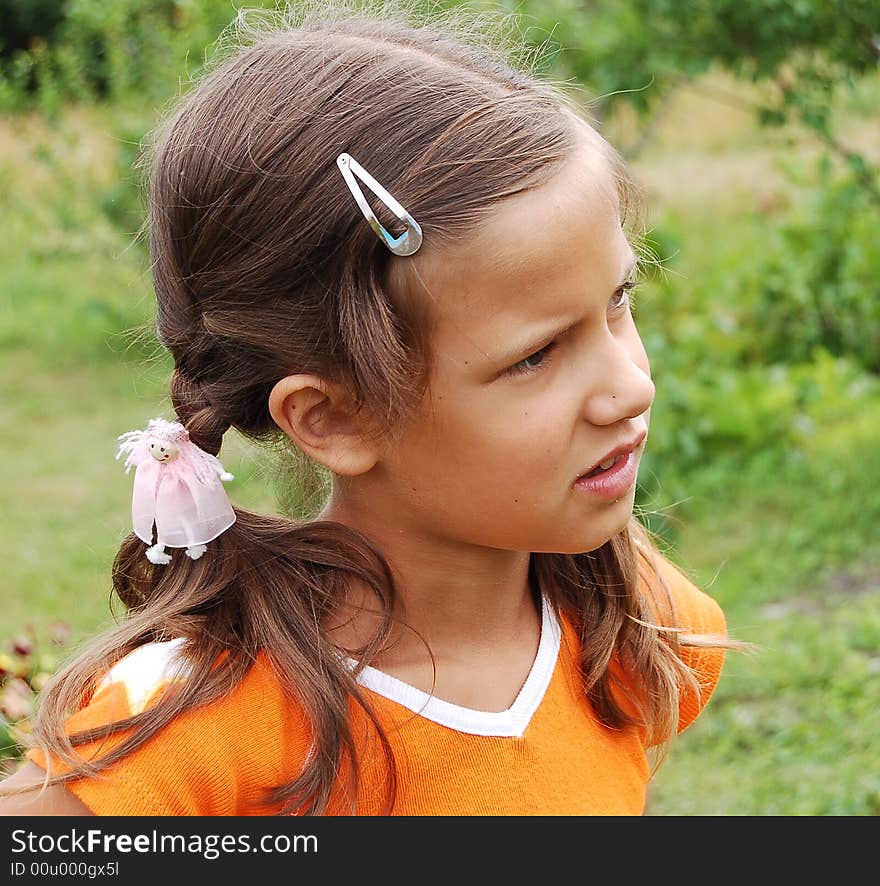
[539,532,623,556]
[548,511,634,555]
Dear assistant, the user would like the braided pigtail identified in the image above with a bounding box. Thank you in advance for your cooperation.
[170,367,233,457]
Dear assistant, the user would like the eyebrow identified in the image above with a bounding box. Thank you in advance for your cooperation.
[492,253,639,367]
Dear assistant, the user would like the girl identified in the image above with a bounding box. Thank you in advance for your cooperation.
[0,0,733,816]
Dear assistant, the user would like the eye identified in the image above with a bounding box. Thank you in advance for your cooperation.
[610,280,640,314]
[504,279,641,379]
[506,341,558,377]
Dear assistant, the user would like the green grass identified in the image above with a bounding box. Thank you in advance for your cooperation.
[644,410,880,815]
[2,81,879,814]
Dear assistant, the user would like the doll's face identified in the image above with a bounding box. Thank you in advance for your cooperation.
[148,439,179,463]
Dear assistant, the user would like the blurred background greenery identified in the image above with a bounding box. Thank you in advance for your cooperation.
[1,0,878,814]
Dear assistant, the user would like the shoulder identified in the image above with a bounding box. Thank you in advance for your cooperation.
[636,545,729,734]
[26,642,313,815]
[0,762,94,816]
[93,638,191,716]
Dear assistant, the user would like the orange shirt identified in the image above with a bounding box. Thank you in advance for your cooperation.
[27,555,726,815]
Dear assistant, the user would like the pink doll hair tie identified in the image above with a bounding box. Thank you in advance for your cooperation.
[116,417,236,565]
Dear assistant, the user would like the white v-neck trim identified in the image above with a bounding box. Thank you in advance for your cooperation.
[347,596,561,738]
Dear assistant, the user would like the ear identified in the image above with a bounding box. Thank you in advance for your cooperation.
[268,374,382,477]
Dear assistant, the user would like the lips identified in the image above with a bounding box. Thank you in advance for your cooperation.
[578,430,647,480]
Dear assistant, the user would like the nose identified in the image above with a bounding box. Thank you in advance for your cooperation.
[581,332,655,426]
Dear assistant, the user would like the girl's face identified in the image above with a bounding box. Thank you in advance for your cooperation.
[378,131,655,555]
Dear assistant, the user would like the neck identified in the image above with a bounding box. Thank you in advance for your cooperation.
[318,494,541,666]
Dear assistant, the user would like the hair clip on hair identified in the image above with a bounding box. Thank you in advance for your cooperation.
[116,418,236,565]
[337,153,423,256]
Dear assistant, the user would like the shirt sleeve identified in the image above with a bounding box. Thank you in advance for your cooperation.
[26,646,312,816]
[640,552,728,734]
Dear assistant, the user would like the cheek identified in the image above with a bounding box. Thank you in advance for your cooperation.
[466,399,567,476]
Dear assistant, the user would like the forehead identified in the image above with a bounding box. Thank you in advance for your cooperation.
[400,129,629,370]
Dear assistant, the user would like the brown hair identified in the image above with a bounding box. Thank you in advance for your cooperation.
[21,0,727,814]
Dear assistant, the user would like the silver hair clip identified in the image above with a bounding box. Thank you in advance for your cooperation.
[336,153,423,257]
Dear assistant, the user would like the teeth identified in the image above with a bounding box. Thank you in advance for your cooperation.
[582,452,627,479]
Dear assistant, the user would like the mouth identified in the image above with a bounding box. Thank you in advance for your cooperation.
[577,431,647,481]
[580,452,628,479]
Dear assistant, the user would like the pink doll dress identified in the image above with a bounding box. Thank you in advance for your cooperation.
[117,418,236,564]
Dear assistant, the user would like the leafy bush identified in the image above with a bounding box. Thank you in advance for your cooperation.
[0,0,67,55]
[636,342,880,538]
[746,160,880,373]
[0,0,277,112]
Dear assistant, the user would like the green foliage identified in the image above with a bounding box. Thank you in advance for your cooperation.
[98,125,151,240]
[0,0,278,110]
[520,0,880,121]
[637,349,880,538]
[0,0,67,54]
[748,162,880,372]
[629,151,879,528]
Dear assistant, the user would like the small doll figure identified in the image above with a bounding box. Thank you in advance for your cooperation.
[116,417,236,564]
